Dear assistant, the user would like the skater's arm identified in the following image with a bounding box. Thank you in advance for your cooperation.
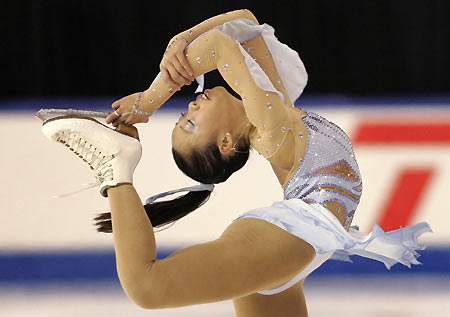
[108,29,289,134]
[108,184,314,309]
[158,9,259,92]
[106,9,259,126]
[128,28,291,155]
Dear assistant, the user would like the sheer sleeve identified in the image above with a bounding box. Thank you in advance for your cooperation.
[136,10,261,116]
[167,9,259,48]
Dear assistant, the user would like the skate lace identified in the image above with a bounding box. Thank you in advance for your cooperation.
[52,130,115,197]
[56,131,114,170]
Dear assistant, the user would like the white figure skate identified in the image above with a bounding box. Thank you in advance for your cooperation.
[42,115,142,197]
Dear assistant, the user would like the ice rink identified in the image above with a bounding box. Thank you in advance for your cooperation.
[2,275,450,316]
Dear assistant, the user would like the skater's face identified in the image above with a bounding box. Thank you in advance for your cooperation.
[172,86,245,156]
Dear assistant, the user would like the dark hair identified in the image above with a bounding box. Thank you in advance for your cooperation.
[95,140,250,233]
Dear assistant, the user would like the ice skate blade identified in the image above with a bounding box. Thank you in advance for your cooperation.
[43,115,140,141]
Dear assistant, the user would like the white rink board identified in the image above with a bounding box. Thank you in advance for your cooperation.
[0,106,448,251]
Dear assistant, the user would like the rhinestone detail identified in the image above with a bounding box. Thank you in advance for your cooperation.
[283,111,362,228]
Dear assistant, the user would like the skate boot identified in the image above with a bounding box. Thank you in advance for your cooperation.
[42,116,142,197]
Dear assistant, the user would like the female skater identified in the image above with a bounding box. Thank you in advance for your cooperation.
[42,9,431,316]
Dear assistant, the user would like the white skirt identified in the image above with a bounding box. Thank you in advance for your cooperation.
[235,199,432,295]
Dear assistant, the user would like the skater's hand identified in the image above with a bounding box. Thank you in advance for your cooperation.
[106,92,150,127]
[160,37,195,90]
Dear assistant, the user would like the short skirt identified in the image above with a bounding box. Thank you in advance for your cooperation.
[235,199,432,295]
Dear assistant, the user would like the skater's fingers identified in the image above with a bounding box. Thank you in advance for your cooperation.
[106,109,122,124]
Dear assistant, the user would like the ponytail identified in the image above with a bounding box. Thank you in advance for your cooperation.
[95,189,212,233]
[95,139,250,233]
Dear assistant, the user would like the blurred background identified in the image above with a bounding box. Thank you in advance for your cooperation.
[1,1,449,316]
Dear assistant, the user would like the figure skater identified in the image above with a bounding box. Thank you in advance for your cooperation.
[40,9,431,317]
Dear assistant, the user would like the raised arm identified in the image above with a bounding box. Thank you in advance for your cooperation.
[108,10,291,157]
[159,9,259,90]
[146,28,291,158]
[106,9,259,126]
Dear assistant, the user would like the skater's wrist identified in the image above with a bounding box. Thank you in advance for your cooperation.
[140,89,158,115]
[123,91,153,125]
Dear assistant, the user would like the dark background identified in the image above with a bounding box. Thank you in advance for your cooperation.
[1,0,449,100]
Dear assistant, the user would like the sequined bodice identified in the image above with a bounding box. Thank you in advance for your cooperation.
[283,111,362,226]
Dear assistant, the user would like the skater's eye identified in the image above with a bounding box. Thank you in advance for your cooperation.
[185,119,195,130]
[177,112,195,131]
